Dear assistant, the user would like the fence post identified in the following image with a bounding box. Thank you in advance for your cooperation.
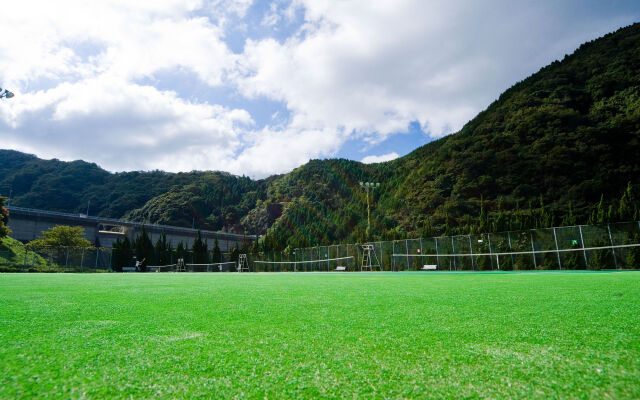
[405,239,410,270]
[392,241,396,271]
[346,245,349,272]
[435,237,441,270]
[451,236,456,271]
[95,248,100,270]
[578,225,589,269]
[530,232,537,269]
[488,234,495,270]
[507,231,514,269]
[607,223,618,269]
[552,227,562,270]
[80,248,85,272]
[468,235,475,271]
[65,248,70,269]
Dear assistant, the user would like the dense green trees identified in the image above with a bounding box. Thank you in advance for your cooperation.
[2,23,640,250]
[111,236,133,272]
[26,226,94,248]
[0,194,10,238]
[192,231,208,264]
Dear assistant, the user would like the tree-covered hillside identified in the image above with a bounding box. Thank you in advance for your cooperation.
[382,22,640,235]
[2,23,640,247]
[0,150,266,232]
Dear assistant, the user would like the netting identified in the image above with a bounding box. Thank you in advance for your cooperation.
[4,221,640,272]
[186,262,236,272]
[254,256,355,272]
[253,221,640,272]
[147,264,177,272]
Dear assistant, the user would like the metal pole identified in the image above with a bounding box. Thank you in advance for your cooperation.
[346,245,349,271]
[81,248,85,272]
[607,224,618,269]
[435,237,440,269]
[405,239,410,270]
[366,187,371,239]
[95,248,99,270]
[578,225,589,269]
[507,232,514,269]
[530,232,537,269]
[488,234,495,270]
[451,236,456,271]
[390,240,397,271]
[552,227,562,270]
[419,237,424,269]
[65,248,70,269]
[469,235,475,271]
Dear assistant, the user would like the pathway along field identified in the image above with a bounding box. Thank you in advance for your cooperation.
[1,272,639,398]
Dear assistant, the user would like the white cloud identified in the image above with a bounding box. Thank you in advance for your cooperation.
[0,1,637,178]
[0,78,251,172]
[236,0,637,144]
[228,126,345,177]
[361,152,399,164]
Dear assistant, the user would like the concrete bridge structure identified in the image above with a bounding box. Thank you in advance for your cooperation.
[6,206,254,252]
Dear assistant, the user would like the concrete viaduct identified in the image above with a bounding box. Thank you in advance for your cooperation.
[6,206,255,252]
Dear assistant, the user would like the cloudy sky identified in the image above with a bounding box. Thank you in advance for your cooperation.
[0,1,638,178]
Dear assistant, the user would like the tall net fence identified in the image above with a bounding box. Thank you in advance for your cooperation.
[251,244,359,272]
[2,221,640,272]
[254,221,640,272]
[0,246,115,272]
[0,245,239,272]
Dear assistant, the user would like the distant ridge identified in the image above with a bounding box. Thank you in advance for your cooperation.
[2,22,640,248]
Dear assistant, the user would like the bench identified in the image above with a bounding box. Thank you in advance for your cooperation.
[335,266,347,271]
[421,265,437,271]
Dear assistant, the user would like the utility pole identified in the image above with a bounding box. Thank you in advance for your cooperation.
[359,182,380,241]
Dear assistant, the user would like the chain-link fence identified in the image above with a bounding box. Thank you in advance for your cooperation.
[2,221,640,272]
[0,246,115,272]
[255,221,640,272]
[0,245,240,272]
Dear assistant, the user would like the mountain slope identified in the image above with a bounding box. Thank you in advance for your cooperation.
[384,22,640,234]
[2,23,640,246]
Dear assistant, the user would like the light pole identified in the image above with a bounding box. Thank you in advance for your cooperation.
[359,181,380,240]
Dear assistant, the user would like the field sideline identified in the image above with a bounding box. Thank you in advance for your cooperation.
[1,272,639,398]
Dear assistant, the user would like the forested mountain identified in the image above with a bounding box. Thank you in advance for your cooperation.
[2,23,640,249]
[0,150,266,231]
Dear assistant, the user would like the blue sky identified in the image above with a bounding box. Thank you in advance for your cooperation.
[0,1,638,177]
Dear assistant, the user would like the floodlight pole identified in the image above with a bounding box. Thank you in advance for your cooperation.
[359,182,380,241]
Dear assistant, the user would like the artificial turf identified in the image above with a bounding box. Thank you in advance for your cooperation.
[1,271,639,399]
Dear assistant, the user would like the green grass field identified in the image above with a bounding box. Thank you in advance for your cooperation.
[1,272,639,399]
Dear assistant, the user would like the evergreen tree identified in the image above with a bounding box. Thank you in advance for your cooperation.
[154,231,171,265]
[176,241,188,263]
[0,194,10,238]
[111,236,133,272]
[192,230,208,264]
[230,244,240,263]
[212,238,222,263]
[134,226,153,271]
